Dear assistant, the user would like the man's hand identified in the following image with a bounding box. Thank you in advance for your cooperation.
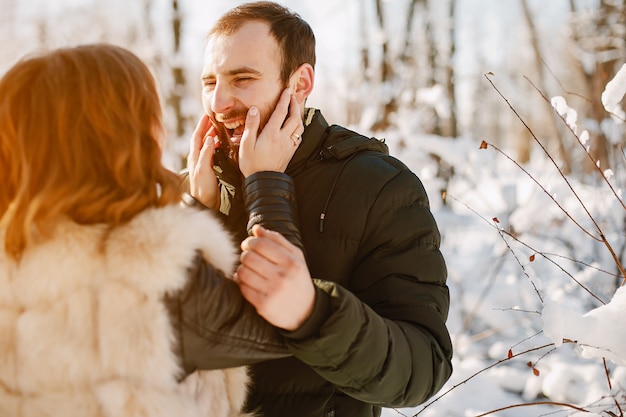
[239,88,304,177]
[187,114,220,210]
[236,225,315,331]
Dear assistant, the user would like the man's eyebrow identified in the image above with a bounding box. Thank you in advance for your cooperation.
[201,67,262,80]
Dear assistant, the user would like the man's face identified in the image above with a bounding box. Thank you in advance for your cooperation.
[201,20,286,162]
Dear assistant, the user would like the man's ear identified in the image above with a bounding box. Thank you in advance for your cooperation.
[290,63,314,103]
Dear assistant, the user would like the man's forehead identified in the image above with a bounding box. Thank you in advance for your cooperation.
[202,44,261,77]
[206,21,275,52]
[203,23,280,75]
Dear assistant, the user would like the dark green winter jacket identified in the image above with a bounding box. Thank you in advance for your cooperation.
[214,109,453,417]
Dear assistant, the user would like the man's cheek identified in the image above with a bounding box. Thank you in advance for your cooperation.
[201,93,212,115]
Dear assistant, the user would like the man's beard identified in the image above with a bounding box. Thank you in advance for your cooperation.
[209,115,241,179]
[209,113,240,164]
[210,88,286,169]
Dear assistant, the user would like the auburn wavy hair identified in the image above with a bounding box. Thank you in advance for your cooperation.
[0,43,182,261]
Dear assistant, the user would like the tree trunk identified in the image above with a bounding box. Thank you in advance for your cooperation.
[444,0,458,138]
[371,0,397,131]
[423,3,440,135]
[166,0,189,169]
[346,0,370,127]
[519,0,571,172]
[568,0,622,173]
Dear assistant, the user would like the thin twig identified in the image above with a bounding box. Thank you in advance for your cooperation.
[493,218,543,302]
[472,400,590,417]
[480,139,599,241]
[541,55,592,104]
[461,247,510,332]
[534,251,621,280]
[483,72,626,286]
[531,346,557,369]
[447,193,606,304]
[523,76,626,284]
[413,344,556,416]
[525,76,626,211]
[603,357,625,417]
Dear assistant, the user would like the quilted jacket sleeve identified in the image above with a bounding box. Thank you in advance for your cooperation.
[168,173,303,376]
[165,257,289,376]
[242,171,303,251]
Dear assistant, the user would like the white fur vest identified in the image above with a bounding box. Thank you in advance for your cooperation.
[0,205,253,417]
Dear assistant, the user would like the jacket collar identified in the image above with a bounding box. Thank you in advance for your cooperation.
[286,108,328,176]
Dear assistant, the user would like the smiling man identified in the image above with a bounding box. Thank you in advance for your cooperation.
[186,2,453,417]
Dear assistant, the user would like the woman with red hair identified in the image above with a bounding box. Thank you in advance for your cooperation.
[0,43,297,417]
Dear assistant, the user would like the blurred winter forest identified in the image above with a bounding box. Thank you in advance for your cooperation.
[2,1,626,415]
[2,0,623,174]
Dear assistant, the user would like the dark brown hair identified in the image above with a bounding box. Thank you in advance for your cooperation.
[209,1,316,84]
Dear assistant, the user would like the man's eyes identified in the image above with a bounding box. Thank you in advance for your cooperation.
[201,76,255,89]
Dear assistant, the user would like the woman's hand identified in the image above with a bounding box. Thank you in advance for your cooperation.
[187,114,220,210]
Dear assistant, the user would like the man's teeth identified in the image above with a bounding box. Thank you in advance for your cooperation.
[223,120,244,130]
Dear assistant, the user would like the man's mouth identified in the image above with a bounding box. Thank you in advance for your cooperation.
[217,116,246,145]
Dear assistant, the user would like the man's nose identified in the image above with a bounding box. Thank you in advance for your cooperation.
[211,82,234,114]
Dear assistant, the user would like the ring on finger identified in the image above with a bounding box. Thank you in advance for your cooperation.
[290,132,301,146]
